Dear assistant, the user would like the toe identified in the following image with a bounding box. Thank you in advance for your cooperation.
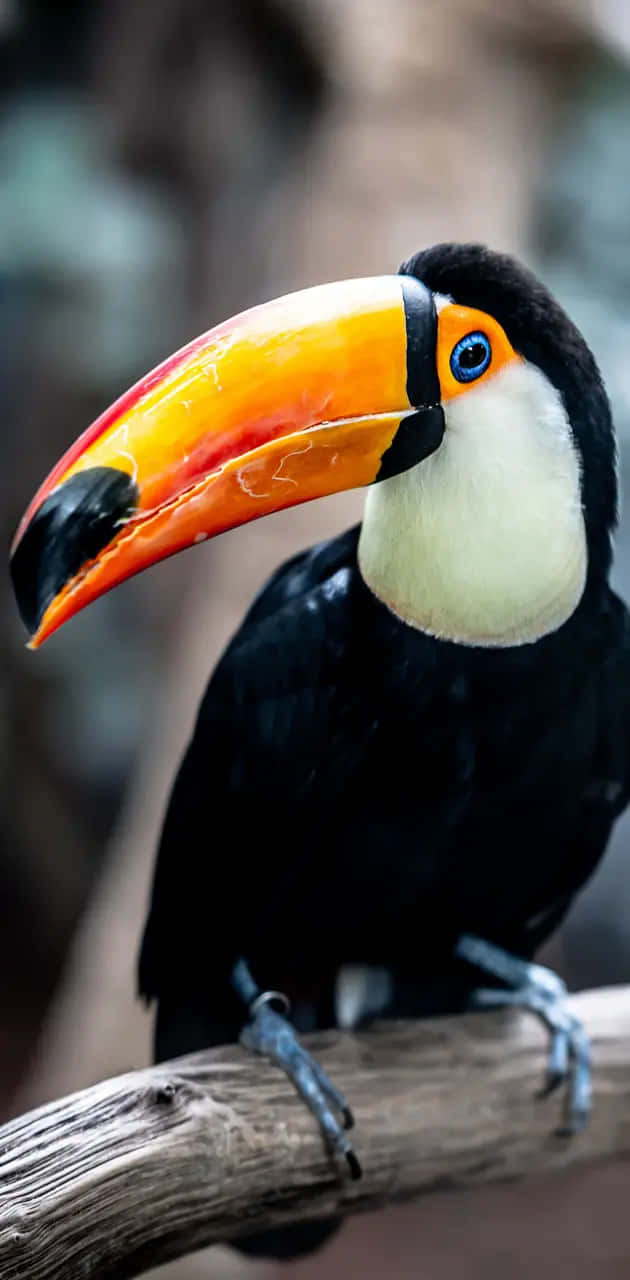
[310,1056,355,1126]
[241,1006,360,1177]
[538,1028,569,1096]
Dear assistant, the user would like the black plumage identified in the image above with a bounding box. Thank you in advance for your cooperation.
[138,245,630,1257]
[400,244,617,579]
[140,527,630,1024]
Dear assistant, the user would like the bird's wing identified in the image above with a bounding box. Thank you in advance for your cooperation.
[518,589,630,956]
[137,525,363,1006]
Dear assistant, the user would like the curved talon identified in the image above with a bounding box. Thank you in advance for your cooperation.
[345,1149,362,1180]
[538,1064,567,1099]
[538,1072,564,1100]
[240,1004,361,1178]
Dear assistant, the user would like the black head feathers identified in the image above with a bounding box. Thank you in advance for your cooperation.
[400,243,617,580]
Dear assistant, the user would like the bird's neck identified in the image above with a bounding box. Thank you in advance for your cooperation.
[358,361,588,649]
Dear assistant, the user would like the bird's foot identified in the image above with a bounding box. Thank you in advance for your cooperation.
[239,990,361,1180]
[455,933,591,1134]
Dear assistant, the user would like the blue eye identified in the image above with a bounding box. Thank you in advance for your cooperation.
[450,331,492,383]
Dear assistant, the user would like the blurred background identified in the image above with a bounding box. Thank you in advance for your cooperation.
[3,1,630,1276]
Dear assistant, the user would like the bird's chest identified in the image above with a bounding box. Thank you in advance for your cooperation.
[312,677,608,955]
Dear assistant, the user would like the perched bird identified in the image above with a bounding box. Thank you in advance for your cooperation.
[11,244,630,1260]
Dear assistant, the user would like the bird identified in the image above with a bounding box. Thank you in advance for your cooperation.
[10,243,630,1260]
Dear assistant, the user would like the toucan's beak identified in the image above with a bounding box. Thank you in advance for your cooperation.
[11,275,443,647]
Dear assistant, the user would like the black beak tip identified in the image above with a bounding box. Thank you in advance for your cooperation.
[10,466,139,637]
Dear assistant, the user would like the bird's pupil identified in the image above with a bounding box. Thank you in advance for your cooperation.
[449,330,491,383]
[460,342,485,369]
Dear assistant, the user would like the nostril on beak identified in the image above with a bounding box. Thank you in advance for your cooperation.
[10,466,139,636]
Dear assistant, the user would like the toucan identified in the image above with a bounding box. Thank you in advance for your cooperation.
[10,244,630,1260]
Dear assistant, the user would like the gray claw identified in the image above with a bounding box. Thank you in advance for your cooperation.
[241,1004,362,1179]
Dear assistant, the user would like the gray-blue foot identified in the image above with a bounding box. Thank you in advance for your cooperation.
[455,934,591,1135]
[232,961,360,1179]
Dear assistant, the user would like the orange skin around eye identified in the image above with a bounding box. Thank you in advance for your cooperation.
[436,303,521,401]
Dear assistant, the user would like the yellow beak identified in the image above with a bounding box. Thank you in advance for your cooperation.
[11,274,443,646]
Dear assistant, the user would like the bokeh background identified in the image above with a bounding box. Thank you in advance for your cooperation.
[3,1,630,1276]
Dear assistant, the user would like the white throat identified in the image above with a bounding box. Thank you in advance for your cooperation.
[358,360,587,647]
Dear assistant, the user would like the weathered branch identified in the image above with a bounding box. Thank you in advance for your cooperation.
[1,988,629,1280]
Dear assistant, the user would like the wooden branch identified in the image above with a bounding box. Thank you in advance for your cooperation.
[1,988,629,1280]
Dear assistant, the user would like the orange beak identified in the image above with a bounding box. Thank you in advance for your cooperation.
[11,275,443,647]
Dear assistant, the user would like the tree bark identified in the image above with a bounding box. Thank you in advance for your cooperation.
[11,6,622,1280]
[2,989,629,1280]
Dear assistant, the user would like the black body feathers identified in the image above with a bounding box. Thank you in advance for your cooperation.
[139,526,630,1020]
